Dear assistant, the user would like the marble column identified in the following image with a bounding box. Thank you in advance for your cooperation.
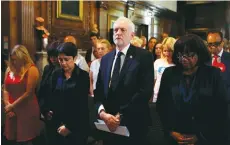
[36,51,48,76]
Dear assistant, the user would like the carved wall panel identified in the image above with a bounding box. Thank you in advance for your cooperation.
[49,1,98,50]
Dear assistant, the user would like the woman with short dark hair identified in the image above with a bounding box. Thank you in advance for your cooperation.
[38,41,60,107]
[43,42,89,145]
[157,34,228,145]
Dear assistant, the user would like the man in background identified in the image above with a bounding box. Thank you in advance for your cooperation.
[85,33,99,65]
[207,30,230,144]
[161,32,169,42]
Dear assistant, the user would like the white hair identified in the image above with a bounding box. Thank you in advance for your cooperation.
[130,36,143,47]
[114,16,135,32]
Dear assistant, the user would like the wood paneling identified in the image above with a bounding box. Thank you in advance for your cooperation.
[9,1,20,50]
[50,1,97,50]
[178,2,226,30]
[98,1,125,40]
[4,1,183,57]
[1,1,10,50]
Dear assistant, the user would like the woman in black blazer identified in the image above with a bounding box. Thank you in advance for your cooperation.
[156,34,228,145]
[44,42,89,145]
[38,41,60,109]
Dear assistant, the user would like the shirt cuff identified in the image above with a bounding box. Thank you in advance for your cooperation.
[98,104,105,115]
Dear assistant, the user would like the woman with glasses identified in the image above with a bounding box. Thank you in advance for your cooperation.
[42,42,89,145]
[156,34,228,145]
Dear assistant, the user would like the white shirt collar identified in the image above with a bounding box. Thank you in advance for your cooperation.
[212,48,223,57]
[115,43,130,56]
[218,48,224,57]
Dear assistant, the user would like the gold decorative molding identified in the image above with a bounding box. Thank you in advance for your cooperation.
[57,0,83,21]
[108,14,118,32]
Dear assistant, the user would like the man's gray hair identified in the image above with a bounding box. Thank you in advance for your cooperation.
[114,16,135,33]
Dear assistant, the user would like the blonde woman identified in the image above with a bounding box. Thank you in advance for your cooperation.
[130,36,143,48]
[152,37,176,102]
[3,45,43,144]
[89,39,111,97]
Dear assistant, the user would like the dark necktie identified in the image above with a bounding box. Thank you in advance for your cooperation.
[110,51,123,90]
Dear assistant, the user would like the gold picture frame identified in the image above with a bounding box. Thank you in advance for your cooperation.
[57,0,83,21]
[108,14,118,32]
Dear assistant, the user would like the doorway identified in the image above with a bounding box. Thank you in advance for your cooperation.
[135,24,148,39]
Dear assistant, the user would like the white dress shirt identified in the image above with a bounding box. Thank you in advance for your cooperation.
[75,53,89,72]
[90,59,101,90]
[98,44,130,114]
[91,47,96,62]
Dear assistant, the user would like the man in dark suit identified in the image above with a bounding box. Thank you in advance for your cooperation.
[207,30,230,144]
[85,32,99,65]
[94,17,154,145]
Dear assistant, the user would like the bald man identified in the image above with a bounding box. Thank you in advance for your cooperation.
[64,36,89,72]
[64,36,77,45]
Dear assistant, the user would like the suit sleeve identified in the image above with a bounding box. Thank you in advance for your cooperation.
[124,52,154,112]
[156,68,173,131]
[94,62,105,116]
[38,65,51,115]
[207,69,228,144]
[37,65,49,101]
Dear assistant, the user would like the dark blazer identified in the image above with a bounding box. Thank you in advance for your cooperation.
[46,65,89,144]
[156,65,228,145]
[94,45,154,136]
[38,64,59,113]
[85,48,93,63]
[220,51,230,102]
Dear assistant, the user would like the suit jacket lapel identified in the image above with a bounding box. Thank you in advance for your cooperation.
[105,50,116,96]
[119,45,135,81]
[221,51,227,64]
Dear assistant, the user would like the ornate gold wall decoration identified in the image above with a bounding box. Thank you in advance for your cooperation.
[57,0,83,21]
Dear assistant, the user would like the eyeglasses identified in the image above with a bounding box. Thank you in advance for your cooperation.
[207,42,221,47]
[114,28,127,34]
[177,52,197,60]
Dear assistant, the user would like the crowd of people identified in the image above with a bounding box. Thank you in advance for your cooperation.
[1,16,230,145]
